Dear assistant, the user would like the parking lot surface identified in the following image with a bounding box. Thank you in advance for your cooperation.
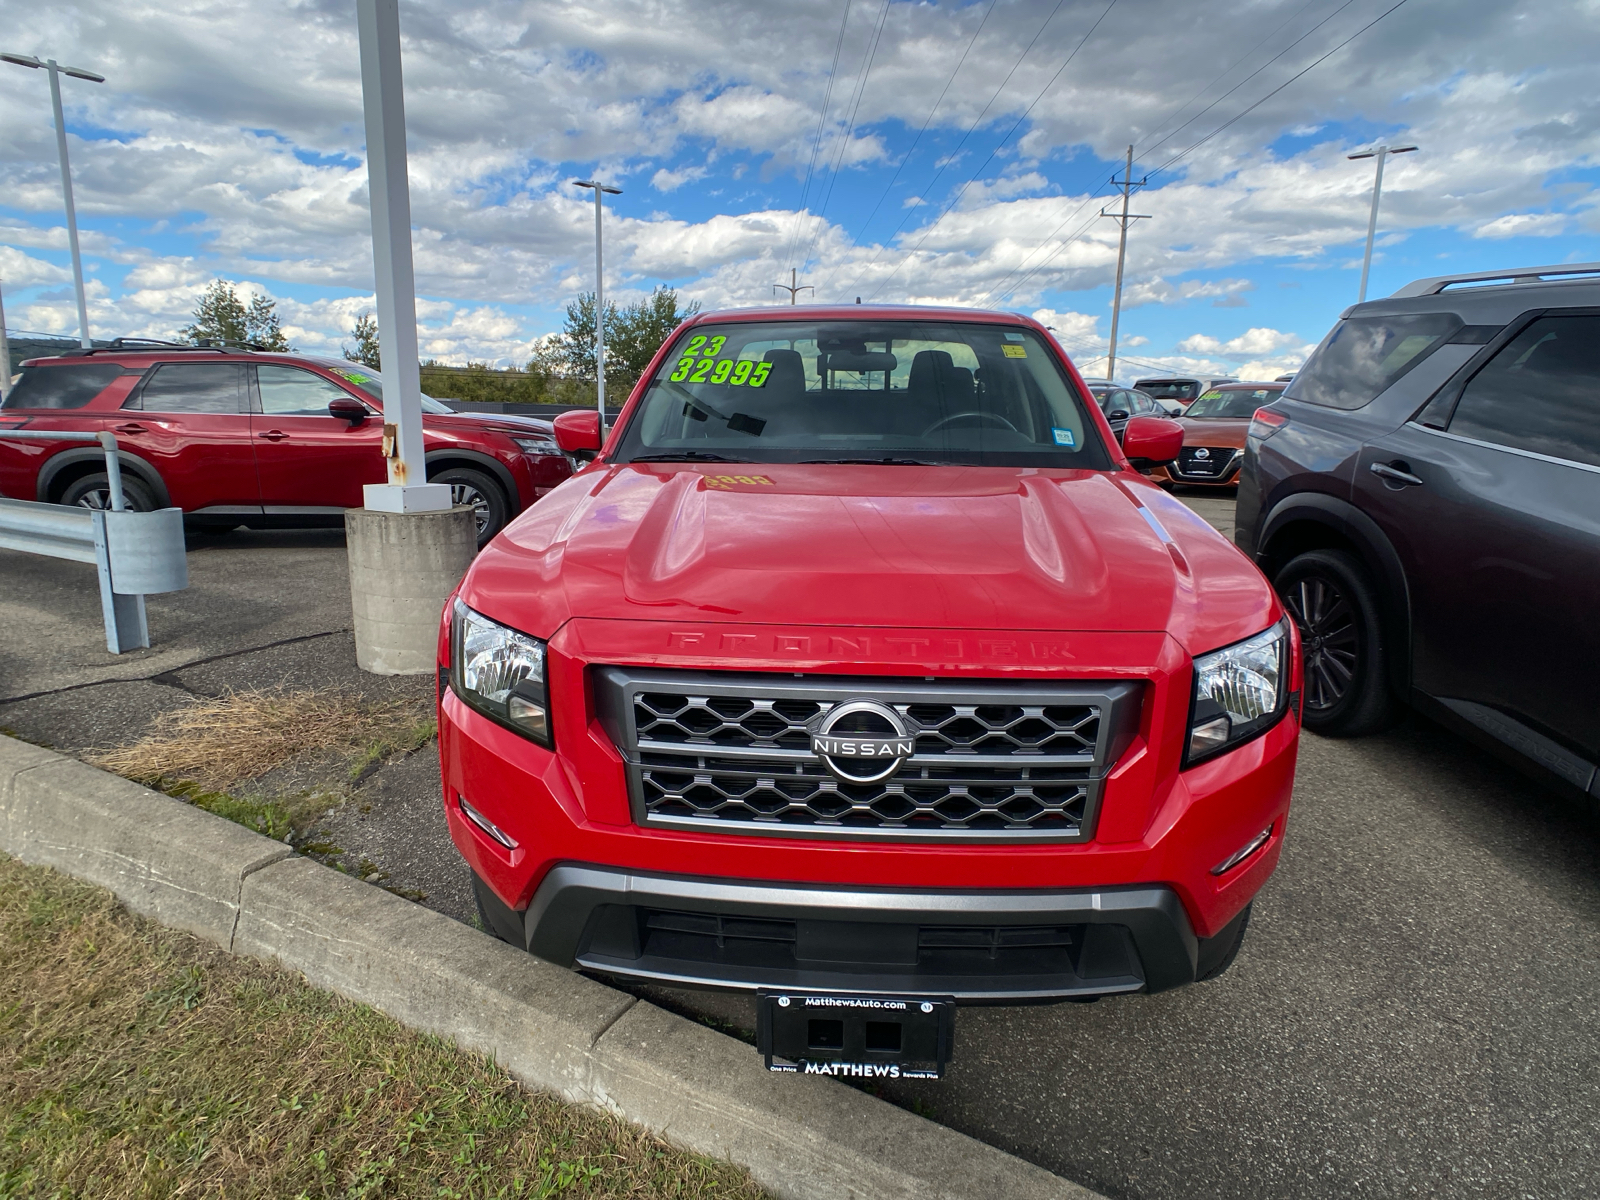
[2,498,1596,1199]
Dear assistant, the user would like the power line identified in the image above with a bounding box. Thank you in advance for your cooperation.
[865,0,1120,302]
[838,0,1073,300]
[984,0,1416,308]
[785,0,854,270]
[798,0,894,273]
[981,0,1340,308]
[815,0,999,298]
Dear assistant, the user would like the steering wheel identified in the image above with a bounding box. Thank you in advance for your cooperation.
[924,410,1018,436]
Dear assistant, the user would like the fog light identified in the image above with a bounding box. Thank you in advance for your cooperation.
[1211,824,1273,876]
[458,796,517,850]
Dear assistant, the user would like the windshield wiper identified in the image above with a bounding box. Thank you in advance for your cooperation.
[628,451,754,463]
[799,457,943,466]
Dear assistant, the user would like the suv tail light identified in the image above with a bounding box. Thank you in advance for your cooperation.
[1248,408,1288,440]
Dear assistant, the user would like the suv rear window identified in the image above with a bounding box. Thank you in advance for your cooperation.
[1135,380,1199,402]
[1286,313,1461,410]
[1,362,124,409]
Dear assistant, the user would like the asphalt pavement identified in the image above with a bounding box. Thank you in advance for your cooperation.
[1,498,1596,1200]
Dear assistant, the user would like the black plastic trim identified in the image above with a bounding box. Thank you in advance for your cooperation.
[513,863,1201,1002]
[1256,491,1414,699]
[34,446,173,509]
[425,447,523,510]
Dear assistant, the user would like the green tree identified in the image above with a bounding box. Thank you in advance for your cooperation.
[530,286,699,393]
[344,312,381,369]
[181,280,290,350]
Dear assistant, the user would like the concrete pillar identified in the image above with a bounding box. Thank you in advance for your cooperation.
[346,507,477,675]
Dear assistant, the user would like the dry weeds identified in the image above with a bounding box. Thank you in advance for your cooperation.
[85,688,430,792]
[0,853,764,1198]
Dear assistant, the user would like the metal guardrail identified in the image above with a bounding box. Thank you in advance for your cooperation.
[0,430,188,653]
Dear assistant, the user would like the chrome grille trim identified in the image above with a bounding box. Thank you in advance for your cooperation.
[595,668,1142,844]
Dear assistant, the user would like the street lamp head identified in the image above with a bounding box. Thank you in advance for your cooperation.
[1348,143,1419,161]
[1,52,44,69]
[1389,144,1419,154]
[1346,150,1376,161]
[61,66,106,83]
[573,179,621,195]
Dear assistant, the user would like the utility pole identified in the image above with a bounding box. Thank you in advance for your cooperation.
[1099,145,1150,382]
[2,52,104,348]
[773,268,813,305]
[574,179,621,438]
[1349,143,1418,303]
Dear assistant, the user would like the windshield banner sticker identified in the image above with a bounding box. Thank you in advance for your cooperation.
[1052,427,1076,446]
[1001,344,1027,358]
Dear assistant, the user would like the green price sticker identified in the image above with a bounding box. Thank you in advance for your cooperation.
[668,355,772,387]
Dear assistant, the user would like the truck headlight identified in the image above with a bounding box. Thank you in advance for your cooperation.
[1185,617,1289,766]
[449,599,550,746]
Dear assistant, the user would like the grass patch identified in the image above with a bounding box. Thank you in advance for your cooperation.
[0,853,764,1199]
[84,689,428,793]
[350,718,439,785]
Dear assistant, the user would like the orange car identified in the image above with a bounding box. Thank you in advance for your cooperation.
[1148,382,1285,489]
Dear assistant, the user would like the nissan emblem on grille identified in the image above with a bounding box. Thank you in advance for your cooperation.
[810,699,917,784]
[1194,447,1211,458]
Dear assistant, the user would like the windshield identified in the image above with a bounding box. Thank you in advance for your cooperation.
[612,320,1111,468]
[1135,380,1201,402]
[322,363,454,413]
[1186,387,1283,419]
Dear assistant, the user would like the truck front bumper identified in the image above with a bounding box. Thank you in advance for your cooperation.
[473,862,1223,1003]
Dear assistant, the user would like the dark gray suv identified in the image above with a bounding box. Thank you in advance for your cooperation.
[1237,262,1600,801]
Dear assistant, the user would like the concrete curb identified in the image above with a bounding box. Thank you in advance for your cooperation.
[0,734,1100,1200]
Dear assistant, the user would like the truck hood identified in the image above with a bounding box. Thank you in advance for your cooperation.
[461,463,1276,653]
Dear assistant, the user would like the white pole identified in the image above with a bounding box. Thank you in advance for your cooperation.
[594,185,606,438]
[356,0,436,506]
[46,60,92,349]
[1107,145,1132,383]
[1357,147,1388,304]
[0,277,11,400]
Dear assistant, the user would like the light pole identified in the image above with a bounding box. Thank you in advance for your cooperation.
[574,179,621,437]
[1349,143,1418,303]
[2,53,104,349]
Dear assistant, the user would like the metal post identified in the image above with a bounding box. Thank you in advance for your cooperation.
[1101,146,1150,382]
[356,0,444,510]
[1350,144,1417,304]
[0,276,11,400]
[96,430,125,511]
[594,185,607,438]
[46,61,92,349]
[574,179,622,438]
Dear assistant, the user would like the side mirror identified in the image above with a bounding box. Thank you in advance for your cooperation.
[329,397,369,424]
[1107,409,1130,421]
[1121,415,1184,468]
[553,409,602,453]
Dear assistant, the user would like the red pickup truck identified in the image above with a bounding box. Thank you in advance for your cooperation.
[0,342,571,543]
[439,305,1301,1076]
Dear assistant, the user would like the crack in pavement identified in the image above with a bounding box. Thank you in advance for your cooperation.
[0,629,353,705]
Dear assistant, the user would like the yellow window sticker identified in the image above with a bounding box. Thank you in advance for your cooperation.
[1001,344,1027,359]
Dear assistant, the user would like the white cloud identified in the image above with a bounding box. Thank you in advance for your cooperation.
[1472,212,1569,239]
[651,165,707,192]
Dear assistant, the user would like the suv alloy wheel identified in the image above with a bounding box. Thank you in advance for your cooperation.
[430,466,508,546]
[60,472,156,513]
[1275,549,1395,736]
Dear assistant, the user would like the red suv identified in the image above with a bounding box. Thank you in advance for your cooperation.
[439,306,1301,1076]
[0,341,571,543]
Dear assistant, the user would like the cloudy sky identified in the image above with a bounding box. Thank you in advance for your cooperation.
[1,0,1596,380]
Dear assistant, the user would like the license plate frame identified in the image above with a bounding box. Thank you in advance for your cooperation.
[756,990,955,1080]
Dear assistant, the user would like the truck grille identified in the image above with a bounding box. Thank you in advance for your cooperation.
[1172,446,1238,479]
[595,669,1140,843]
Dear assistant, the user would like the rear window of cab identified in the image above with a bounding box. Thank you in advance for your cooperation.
[1,362,127,410]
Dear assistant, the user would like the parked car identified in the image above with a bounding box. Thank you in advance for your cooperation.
[1148,383,1285,489]
[0,341,571,544]
[1237,261,1600,803]
[1087,383,1166,443]
[441,303,1301,1077]
[1132,375,1238,410]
